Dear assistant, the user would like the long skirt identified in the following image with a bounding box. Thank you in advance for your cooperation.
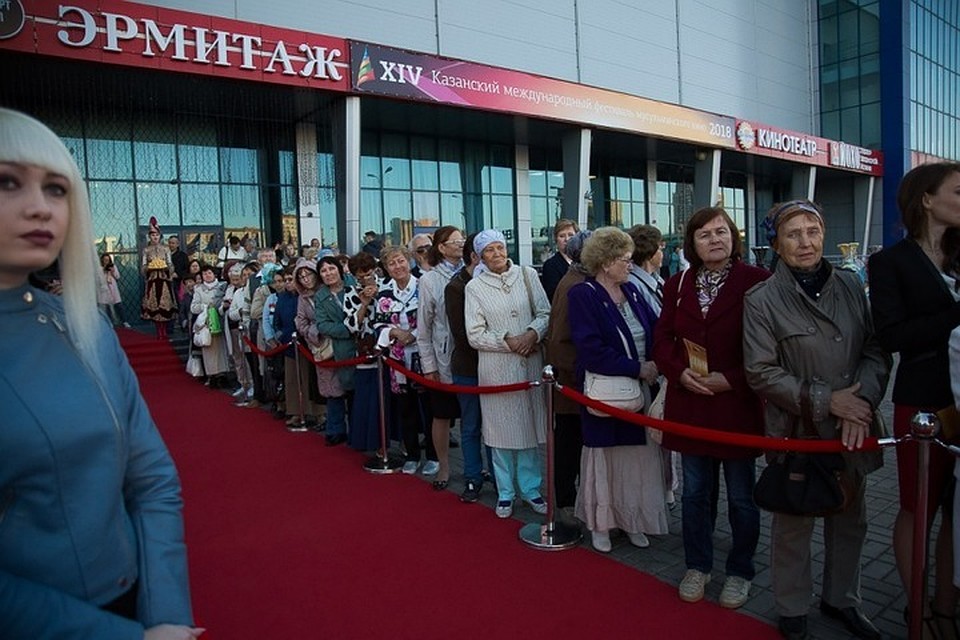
[349,366,381,451]
[141,270,176,322]
[575,443,669,535]
[200,333,230,376]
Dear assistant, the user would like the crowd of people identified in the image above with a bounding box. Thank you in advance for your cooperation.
[5,104,960,640]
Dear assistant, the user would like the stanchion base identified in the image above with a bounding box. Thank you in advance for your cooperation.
[363,454,405,475]
[519,520,583,551]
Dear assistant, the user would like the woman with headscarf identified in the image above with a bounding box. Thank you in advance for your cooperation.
[465,229,551,519]
[140,216,177,339]
[417,225,465,489]
[0,108,200,639]
[568,227,667,552]
[744,200,889,640]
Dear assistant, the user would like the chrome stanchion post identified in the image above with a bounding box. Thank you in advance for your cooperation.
[520,365,582,550]
[292,331,306,428]
[908,411,940,640]
[364,351,404,474]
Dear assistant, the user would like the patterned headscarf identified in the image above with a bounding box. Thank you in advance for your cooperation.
[762,200,824,244]
[565,229,593,264]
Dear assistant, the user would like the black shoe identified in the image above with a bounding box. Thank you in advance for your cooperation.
[324,433,347,447]
[460,480,481,503]
[481,470,495,489]
[778,615,808,640]
[819,602,880,640]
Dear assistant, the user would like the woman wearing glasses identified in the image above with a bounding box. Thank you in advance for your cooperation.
[417,226,465,489]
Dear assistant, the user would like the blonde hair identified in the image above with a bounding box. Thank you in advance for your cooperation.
[0,108,104,378]
[580,226,634,276]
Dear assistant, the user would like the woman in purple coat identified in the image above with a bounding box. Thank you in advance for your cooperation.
[652,206,770,610]
[568,227,667,553]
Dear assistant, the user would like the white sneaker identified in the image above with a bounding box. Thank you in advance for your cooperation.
[495,500,513,518]
[401,461,419,475]
[231,387,246,398]
[718,576,751,609]
[678,569,711,603]
[591,530,612,553]
[421,460,440,476]
[627,532,650,548]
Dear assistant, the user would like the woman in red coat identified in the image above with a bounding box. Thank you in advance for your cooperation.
[652,206,769,610]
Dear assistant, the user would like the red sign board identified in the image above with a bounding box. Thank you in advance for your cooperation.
[735,120,883,176]
[0,0,351,91]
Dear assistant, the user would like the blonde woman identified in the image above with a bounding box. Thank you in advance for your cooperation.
[0,108,200,638]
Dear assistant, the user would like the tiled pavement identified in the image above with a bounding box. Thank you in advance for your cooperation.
[413,373,938,640]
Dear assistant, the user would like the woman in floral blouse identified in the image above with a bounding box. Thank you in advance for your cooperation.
[370,246,436,474]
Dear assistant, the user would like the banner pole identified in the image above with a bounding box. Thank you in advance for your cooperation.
[520,365,582,550]
[364,352,403,474]
[908,411,940,640]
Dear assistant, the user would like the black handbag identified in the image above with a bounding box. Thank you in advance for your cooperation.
[753,383,852,517]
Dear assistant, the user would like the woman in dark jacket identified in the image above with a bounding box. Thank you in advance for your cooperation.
[652,206,769,610]
[868,161,960,630]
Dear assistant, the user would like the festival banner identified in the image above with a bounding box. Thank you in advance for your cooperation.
[349,41,738,149]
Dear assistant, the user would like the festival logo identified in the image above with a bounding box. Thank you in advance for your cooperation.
[356,46,375,86]
[0,0,25,40]
[735,121,755,150]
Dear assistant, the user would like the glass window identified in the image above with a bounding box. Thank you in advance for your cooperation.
[89,181,136,249]
[838,11,859,60]
[383,190,412,226]
[279,151,295,186]
[529,170,547,197]
[136,183,179,227]
[440,192,466,229]
[319,188,338,247]
[179,145,219,183]
[181,184,222,226]
[489,145,514,194]
[360,189,383,238]
[222,185,261,229]
[411,137,438,191]
[87,139,132,180]
[220,148,258,184]
[412,191,440,227]
[820,15,839,64]
[134,141,176,181]
[61,137,86,178]
[840,107,862,144]
[381,134,410,189]
[438,140,463,192]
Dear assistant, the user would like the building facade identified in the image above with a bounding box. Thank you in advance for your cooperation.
[2,0,900,315]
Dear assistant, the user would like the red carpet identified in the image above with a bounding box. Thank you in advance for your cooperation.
[119,329,779,639]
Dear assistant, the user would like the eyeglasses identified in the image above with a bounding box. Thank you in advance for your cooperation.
[443,239,465,247]
[415,245,432,254]
[615,256,633,264]
[297,271,316,280]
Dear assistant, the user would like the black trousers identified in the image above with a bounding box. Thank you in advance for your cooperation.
[554,413,583,509]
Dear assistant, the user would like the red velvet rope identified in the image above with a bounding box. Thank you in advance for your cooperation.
[240,335,291,358]
[295,342,372,368]
[383,357,535,394]
[557,384,883,453]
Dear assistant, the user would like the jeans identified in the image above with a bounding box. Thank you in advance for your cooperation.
[453,374,491,483]
[325,395,347,437]
[491,447,541,503]
[681,454,759,580]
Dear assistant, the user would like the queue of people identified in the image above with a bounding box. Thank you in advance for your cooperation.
[6,104,960,640]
